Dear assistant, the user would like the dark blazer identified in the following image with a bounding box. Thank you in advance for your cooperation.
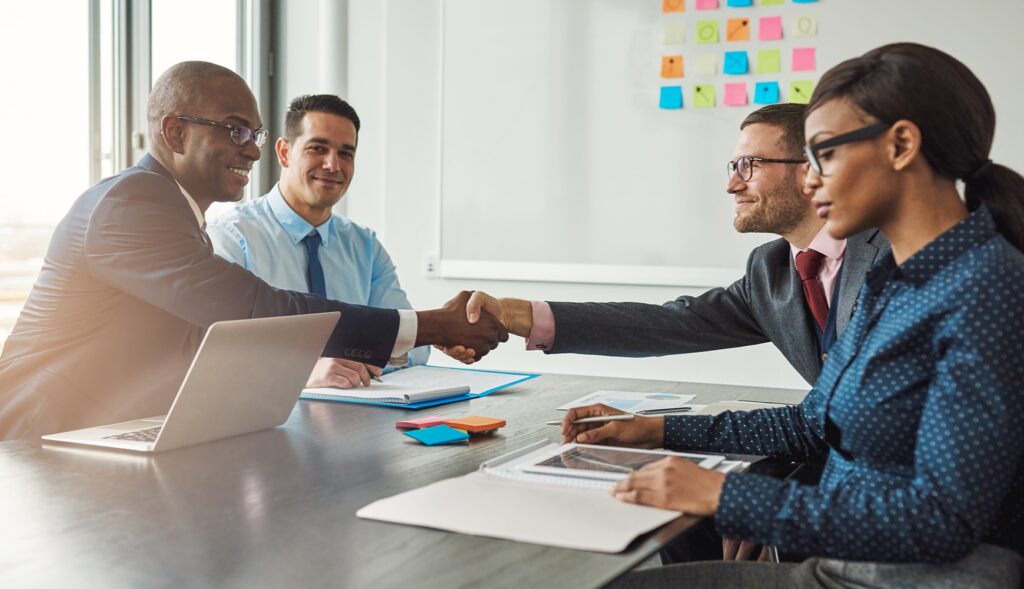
[0,155,399,439]
[547,230,889,386]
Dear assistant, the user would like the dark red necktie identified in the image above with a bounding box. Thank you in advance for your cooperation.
[795,249,828,332]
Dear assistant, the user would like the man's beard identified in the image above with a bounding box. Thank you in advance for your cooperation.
[733,172,806,235]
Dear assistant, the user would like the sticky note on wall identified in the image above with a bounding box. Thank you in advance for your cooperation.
[693,84,716,108]
[694,54,717,76]
[754,82,780,105]
[662,0,685,12]
[663,22,686,44]
[756,49,782,73]
[726,18,750,41]
[726,0,752,6]
[660,86,684,109]
[760,0,784,4]
[662,55,684,77]
[790,81,814,104]
[792,15,817,38]
[723,51,749,74]
[696,0,718,8]
[696,20,720,44]
[758,16,782,41]
[792,47,815,71]
[724,83,748,106]
[793,0,818,3]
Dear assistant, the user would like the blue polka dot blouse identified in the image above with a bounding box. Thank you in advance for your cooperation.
[665,206,1024,563]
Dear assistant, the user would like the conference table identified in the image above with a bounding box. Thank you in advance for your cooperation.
[0,372,806,588]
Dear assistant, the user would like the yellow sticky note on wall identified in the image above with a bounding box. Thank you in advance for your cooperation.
[757,49,782,74]
[792,15,817,38]
[696,20,720,44]
[661,55,684,78]
[790,81,815,104]
[693,84,716,108]
[693,54,717,76]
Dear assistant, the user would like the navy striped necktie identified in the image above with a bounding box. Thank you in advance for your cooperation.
[302,231,327,298]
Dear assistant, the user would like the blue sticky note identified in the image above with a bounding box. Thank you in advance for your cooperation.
[754,81,780,105]
[723,51,749,75]
[792,0,818,3]
[727,0,753,6]
[659,86,683,109]
[404,424,470,446]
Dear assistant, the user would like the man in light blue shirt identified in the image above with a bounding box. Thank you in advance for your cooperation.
[208,95,429,389]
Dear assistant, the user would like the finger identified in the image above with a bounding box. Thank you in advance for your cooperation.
[332,366,361,389]
[613,489,639,504]
[466,291,485,324]
[736,541,761,561]
[758,546,771,562]
[367,364,383,378]
[349,362,372,387]
[722,538,740,561]
[575,423,623,445]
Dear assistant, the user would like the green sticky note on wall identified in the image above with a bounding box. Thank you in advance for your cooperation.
[760,0,784,4]
[757,49,782,74]
[693,84,716,108]
[696,20,720,44]
[790,81,814,104]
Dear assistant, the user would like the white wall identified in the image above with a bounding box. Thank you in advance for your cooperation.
[275,0,808,390]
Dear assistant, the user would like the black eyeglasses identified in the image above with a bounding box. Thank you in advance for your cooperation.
[726,156,806,182]
[804,122,890,176]
[176,115,269,148]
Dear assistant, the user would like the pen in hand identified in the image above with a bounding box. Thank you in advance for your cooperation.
[545,414,636,426]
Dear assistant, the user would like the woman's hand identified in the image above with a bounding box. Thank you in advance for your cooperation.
[611,456,726,516]
[561,404,664,449]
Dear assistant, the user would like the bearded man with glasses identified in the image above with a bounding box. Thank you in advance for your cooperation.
[0,61,508,440]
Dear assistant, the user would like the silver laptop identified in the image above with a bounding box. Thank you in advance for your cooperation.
[42,312,340,453]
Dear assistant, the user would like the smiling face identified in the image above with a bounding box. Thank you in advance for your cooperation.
[726,123,811,236]
[176,74,263,204]
[803,98,898,240]
[276,111,357,226]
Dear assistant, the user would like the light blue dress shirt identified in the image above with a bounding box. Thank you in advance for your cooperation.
[207,184,429,366]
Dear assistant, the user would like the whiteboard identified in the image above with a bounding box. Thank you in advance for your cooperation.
[438,0,1024,287]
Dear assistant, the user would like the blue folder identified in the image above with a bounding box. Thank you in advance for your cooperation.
[299,365,540,409]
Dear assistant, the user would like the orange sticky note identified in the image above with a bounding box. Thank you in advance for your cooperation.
[661,55,684,78]
[662,0,685,12]
[726,18,750,42]
[442,416,506,433]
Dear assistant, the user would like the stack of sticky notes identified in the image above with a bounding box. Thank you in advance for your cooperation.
[397,415,506,446]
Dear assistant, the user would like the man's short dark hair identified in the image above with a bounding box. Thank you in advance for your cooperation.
[284,94,361,143]
[739,103,807,157]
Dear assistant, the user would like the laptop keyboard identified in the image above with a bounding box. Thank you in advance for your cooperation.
[104,426,162,442]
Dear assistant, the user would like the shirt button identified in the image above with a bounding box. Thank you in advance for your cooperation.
[821,352,829,362]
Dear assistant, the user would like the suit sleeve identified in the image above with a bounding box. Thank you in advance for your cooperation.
[83,173,399,366]
[548,252,769,356]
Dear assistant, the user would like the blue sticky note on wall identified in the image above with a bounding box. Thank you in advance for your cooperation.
[754,82,780,104]
[792,0,818,3]
[660,86,684,109]
[404,424,470,446]
[723,51,749,75]
[727,0,753,6]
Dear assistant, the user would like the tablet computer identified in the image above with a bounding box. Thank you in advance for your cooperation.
[517,443,724,482]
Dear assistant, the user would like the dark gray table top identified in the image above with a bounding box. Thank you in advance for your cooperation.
[0,373,805,589]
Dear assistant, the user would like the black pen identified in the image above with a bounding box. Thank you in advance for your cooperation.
[634,406,693,415]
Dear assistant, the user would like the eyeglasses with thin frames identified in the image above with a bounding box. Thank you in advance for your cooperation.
[804,122,890,177]
[176,115,269,148]
[726,156,806,182]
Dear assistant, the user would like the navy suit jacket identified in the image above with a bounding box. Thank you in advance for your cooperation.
[547,230,889,386]
[0,155,398,439]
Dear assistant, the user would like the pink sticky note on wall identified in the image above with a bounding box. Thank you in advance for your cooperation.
[759,16,782,40]
[792,47,816,71]
[724,83,748,106]
[696,0,719,9]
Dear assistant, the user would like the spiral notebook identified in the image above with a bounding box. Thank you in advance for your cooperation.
[300,365,539,409]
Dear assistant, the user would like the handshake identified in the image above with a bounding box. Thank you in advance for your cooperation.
[416,290,533,364]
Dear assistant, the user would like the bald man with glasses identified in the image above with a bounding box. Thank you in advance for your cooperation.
[0,61,506,440]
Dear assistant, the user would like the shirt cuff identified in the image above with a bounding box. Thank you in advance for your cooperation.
[663,415,716,451]
[392,309,418,360]
[525,300,556,351]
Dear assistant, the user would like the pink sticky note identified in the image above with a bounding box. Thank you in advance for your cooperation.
[792,47,816,71]
[724,83,748,106]
[758,16,782,41]
[396,416,448,429]
[696,0,719,9]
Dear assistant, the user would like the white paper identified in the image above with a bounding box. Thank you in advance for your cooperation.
[357,472,679,553]
[556,390,695,414]
[303,365,530,403]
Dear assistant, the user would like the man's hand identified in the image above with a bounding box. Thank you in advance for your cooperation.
[722,538,770,562]
[438,291,533,363]
[611,456,726,516]
[416,291,509,363]
[306,357,382,389]
[561,404,665,448]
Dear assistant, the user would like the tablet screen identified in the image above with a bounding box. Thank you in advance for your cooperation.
[532,446,705,475]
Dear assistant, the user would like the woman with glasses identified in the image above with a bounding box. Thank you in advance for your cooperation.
[571,43,1024,588]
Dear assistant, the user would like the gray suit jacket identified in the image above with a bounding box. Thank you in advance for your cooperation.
[0,155,399,439]
[548,230,889,386]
